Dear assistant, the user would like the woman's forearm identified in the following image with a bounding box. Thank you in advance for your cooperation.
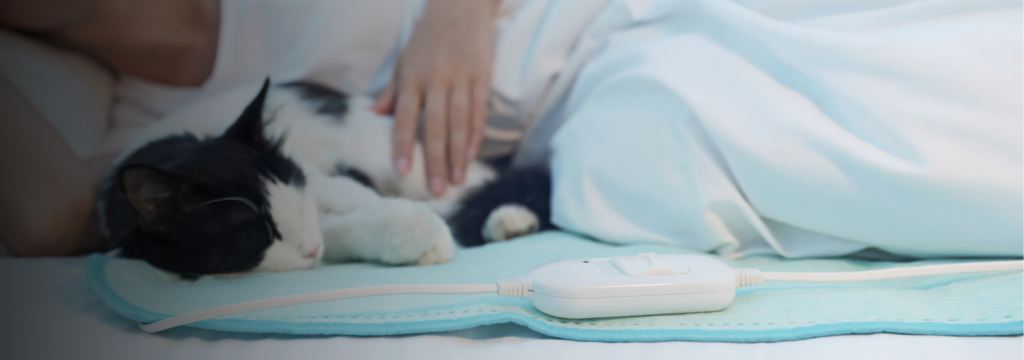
[2,0,220,87]
[0,0,104,31]
[0,72,112,257]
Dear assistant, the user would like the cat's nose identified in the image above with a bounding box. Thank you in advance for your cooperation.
[303,244,321,259]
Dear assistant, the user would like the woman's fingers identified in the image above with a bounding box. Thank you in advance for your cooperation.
[467,75,490,161]
[447,83,470,185]
[392,80,422,175]
[423,84,450,196]
[373,79,397,115]
[385,0,498,193]
[390,78,481,191]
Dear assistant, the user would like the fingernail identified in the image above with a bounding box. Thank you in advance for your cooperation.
[467,146,478,160]
[429,176,444,196]
[395,157,410,175]
[451,167,464,185]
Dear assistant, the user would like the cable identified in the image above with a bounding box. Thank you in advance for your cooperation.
[139,283,492,333]
[733,260,1023,287]
[138,277,533,333]
[137,259,1022,332]
[496,276,531,298]
[764,260,1023,282]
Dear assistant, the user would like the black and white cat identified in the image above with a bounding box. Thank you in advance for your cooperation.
[99,79,553,277]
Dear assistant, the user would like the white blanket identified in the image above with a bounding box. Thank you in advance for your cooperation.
[12,0,1016,259]
[539,0,1022,258]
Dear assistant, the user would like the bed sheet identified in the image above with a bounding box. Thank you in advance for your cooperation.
[2,257,1020,360]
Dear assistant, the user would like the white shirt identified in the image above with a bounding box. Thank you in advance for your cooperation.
[108,0,613,161]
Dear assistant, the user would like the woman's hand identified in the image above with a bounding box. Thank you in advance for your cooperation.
[373,0,498,197]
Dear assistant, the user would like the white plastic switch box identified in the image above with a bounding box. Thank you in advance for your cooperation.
[527,254,737,319]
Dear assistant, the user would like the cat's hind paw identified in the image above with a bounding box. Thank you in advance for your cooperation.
[482,204,540,242]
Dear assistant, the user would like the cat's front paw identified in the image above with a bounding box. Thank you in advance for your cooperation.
[417,229,455,265]
[380,201,456,266]
[482,204,540,242]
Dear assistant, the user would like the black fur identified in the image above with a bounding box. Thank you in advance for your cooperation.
[448,167,555,247]
[101,79,307,277]
[279,81,349,117]
[333,164,377,193]
[484,154,515,173]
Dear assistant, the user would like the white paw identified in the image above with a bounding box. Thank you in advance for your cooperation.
[482,204,540,243]
[417,230,455,265]
[380,201,456,266]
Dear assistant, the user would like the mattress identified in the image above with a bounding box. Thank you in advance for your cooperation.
[2,256,1020,360]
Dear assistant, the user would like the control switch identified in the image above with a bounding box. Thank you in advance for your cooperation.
[610,253,690,276]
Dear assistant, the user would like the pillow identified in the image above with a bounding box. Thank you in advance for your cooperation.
[0,29,114,159]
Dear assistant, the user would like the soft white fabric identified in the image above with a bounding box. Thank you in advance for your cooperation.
[109,0,411,154]
[0,29,114,158]
[110,0,612,159]
[548,0,1023,258]
[3,257,1021,360]
[481,0,614,158]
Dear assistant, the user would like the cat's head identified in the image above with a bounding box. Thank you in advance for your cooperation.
[115,80,323,277]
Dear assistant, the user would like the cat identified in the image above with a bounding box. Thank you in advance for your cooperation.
[98,79,553,278]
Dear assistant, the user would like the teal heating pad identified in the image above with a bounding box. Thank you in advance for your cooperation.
[86,231,1024,343]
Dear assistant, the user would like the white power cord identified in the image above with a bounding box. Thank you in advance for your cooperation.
[139,280,531,333]
[136,256,1022,333]
[732,260,1024,287]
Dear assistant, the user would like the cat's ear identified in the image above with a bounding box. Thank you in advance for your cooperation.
[223,78,271,147]
[120,166,185,233]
